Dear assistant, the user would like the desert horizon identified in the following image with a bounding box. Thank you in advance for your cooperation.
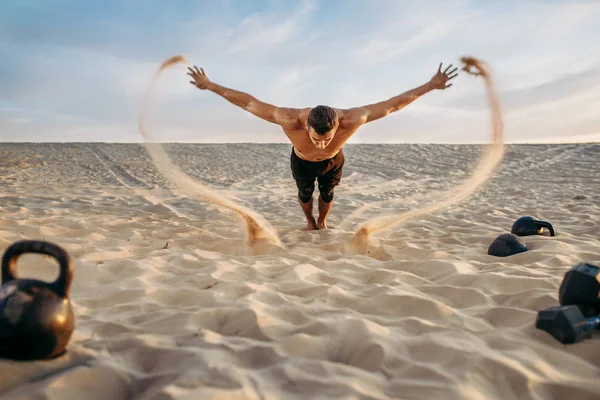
[1,140,599,145]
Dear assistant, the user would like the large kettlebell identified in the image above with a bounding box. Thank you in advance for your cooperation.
[558,262,600,318]
[511,216,556,237]
[0,240,75,360]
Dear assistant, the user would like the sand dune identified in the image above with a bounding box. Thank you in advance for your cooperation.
[0,142,599,399]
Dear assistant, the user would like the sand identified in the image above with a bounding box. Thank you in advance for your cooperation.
[0,142,599,399]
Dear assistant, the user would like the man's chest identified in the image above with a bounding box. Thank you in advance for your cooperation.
[283,127,357,161]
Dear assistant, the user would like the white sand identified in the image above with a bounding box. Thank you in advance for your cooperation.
[0,142,599,399]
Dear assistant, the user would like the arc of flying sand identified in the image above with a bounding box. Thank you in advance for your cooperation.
[137,55,282,248]
[351,56,505,251]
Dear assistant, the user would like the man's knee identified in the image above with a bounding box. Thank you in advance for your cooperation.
[319,185,335,203]
[298,186,315,203]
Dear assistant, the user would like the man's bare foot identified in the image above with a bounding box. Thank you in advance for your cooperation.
[317,219,327,230]
[305,218,318,230]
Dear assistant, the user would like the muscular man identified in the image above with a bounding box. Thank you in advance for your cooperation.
[188,63,457,230]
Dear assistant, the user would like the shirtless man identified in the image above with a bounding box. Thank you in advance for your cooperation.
[188,63,457,230]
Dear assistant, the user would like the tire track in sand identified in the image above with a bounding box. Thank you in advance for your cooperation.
[80,144,192,220]
[81,144,150,188]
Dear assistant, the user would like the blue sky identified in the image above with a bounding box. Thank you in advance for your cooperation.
[1,0,599,143]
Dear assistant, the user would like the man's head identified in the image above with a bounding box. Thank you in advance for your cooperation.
[307,105,339,150]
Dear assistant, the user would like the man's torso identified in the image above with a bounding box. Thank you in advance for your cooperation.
[282,108,366,162]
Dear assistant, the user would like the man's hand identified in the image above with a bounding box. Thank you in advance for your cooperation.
[429,63,458,90]
[187,65,210,90]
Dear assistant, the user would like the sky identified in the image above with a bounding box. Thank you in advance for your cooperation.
[1,0,599,144]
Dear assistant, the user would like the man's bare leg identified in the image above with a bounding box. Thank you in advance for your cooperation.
[317,196,333,229]
[299,196,318,230]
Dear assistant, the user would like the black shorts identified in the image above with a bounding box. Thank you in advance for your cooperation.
[290,147,345,203]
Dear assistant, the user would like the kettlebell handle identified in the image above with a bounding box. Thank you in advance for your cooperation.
[1,240,73,297]
[534,220,556,237]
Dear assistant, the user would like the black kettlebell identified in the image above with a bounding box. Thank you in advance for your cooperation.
[511,216,556,237]
[487,233,528,257]
[558,262,600,318]
[0,240,75,361]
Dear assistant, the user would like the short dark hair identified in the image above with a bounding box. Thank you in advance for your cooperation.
[307,105,338,135]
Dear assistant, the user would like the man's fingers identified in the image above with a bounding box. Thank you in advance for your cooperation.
[200,67,206,76]
[187,66,196,75]
[443,64,453,74]
[448,73,458,80]
[195,66,202,75]
[445,83,453,89]
[438,62,442,72]
[189,81,196,85]
[186,72,194,78]
[447,67,458,75]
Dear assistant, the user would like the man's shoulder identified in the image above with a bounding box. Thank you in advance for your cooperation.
[339,107,368,127]
[273,107,305,127]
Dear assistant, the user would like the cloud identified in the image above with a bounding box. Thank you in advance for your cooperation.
[353,1,477,67]
[222,0,316,55]
[445,66,600,112]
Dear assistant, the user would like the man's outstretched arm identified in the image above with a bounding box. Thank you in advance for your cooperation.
[355,63,458,124]
[188,65,298,126]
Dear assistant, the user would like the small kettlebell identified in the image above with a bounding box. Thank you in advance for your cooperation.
[511,216,556,237]
[487,233,528,257]
[0,240,75,361]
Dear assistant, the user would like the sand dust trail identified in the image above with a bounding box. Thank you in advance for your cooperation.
[350,56,505,252]
[137,55,282,249]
